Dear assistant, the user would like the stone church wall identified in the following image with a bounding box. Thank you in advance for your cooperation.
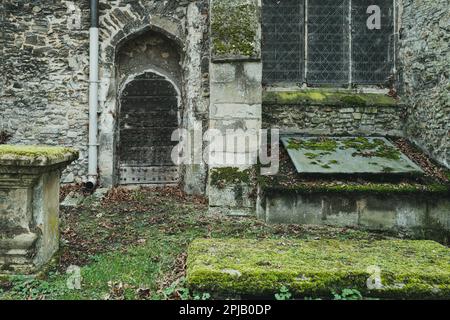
[398,0,450,168]
[0,0,210,191]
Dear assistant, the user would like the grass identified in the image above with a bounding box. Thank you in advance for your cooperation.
[0,187,411,300]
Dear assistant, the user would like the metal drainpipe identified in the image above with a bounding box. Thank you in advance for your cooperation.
[87,0,99,190]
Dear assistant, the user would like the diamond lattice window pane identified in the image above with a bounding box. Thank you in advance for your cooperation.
[262,0,304,84]
[352,0,395,84]
[307,0,350,85]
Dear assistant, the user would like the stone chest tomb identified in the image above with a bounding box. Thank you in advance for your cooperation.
[0,146,78,274]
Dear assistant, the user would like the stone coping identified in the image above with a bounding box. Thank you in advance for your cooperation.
[260,181,450,198]
[187,238,450,299]
[0,145,79,167]
[263,89,401,107]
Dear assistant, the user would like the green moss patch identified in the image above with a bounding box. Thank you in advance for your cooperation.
[210,167,252,189]
[259,175,450,195]
[342,137,401,160]
[211,0,259,59]
[287,138,338,152]
[0,145,78,160]
[287,137,401,160]
[263,90,399,107]
[187,238,450,299]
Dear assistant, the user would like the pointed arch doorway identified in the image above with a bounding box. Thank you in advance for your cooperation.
[117,72,179,185]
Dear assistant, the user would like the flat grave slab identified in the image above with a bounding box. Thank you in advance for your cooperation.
[187,238,450,298]
[280,136,423,176]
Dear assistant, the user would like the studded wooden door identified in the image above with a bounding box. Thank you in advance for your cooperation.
[118,72,179,185]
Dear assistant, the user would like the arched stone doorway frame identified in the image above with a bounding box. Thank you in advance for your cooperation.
[97,16,186,187]
[116,69,183,185]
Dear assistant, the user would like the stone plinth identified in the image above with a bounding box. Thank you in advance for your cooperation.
[0,146,78,274]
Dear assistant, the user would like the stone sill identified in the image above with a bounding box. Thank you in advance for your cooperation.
[211,55,261,63]
[0,145,79,167]
[262,89,402,108]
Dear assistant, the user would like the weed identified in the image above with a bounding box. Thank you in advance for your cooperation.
[332,288,363,300]
[275,286,292,300]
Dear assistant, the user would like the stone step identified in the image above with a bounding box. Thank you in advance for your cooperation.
[187,238,450,299]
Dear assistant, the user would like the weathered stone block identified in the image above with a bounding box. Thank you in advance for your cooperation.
[0,145,78,274]
[210,118,261,132]
[210,103,261,120]
[208,184,254,208]
[208,151,258,167]
[210,79,262,104]
[210,63,236,83]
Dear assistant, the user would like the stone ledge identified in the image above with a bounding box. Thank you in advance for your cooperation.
[259,178,450,195]
[263,90,402,107]
[187,238,450,299]
[0,145,79,167]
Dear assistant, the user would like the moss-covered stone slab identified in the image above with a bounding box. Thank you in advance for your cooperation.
[187,238,450,299]
[281,136,423,177]
[263,90,400,107]
[0,145,78,167]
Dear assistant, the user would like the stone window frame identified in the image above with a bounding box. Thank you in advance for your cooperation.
[262,0,398,89]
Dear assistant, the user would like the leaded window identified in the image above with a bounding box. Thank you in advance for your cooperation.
[262,0,395,86]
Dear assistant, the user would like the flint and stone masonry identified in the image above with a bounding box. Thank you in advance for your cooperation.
[0,146,78,274]
[399,0,450,168]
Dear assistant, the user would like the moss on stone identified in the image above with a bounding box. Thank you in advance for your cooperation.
[187,238,450,298]
[286,138,338,152]
[210,167,252,188]
[263,90,399,107]
[211,0,258,58]
[0,145,77,160]
[341,137,402,160]
[340,95,367,107]
[258,174,450,195]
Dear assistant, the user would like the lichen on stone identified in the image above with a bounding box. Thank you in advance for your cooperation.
[211,0,259,59]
